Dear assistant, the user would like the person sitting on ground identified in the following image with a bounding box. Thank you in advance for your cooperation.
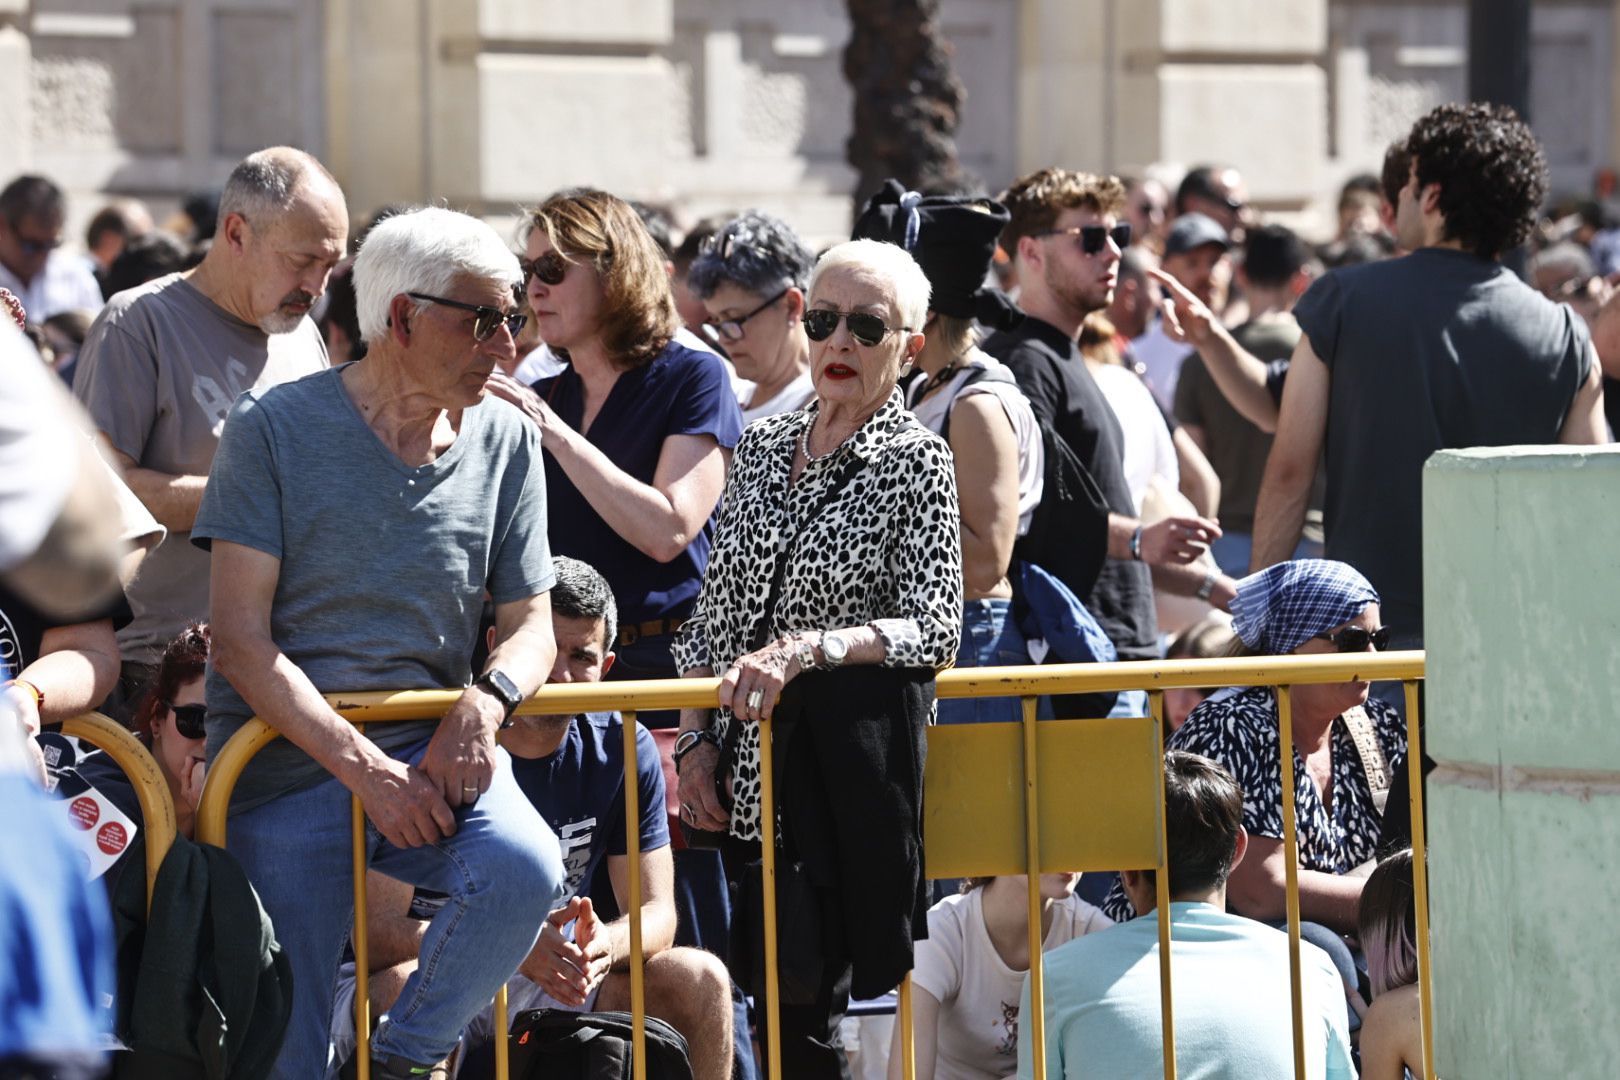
[332,558,733,1080]
[1358,848,1423,1080]
[851,181,1040,723]
[1019,751,1354,1080]
[1103,558,1405,1014]
[892,874,1109,1080]
[686,210,818,423]
[65,622,211,896]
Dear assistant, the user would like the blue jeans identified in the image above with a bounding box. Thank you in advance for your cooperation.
[937,598,1027,725]
[229,738,564,1076]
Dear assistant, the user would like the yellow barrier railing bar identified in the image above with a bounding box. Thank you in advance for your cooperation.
[1275,686,1308,1080]
[898,976,915,1080]
[62,711,176,913]
[757,711,783,1080]
[494,984,509,1080]
[353,731,371,1080]
[195,650,1429,1080]
[1405,680,1434,1079]
[622,710,648,1080]
[1148,691,1177,1080]
[1021,694,1047,1080]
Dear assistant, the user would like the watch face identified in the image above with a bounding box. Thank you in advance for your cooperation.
[484,670,522,707]
[823,635,849,663]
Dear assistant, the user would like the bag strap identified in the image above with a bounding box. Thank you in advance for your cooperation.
[937,365,995,444]
[1340,705,1391,815]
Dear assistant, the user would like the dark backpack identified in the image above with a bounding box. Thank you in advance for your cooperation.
[508,1009,693,1080]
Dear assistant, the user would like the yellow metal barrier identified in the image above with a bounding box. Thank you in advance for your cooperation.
[195,651,1430,1080]
[62,711,177,913]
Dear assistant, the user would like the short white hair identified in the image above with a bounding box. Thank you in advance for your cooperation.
[808,239,931,330]
[353,207,522,344]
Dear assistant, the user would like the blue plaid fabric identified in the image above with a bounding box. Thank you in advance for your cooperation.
[1229,559,1379,655]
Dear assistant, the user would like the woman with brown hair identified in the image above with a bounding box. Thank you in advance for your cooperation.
[488,189,743,688]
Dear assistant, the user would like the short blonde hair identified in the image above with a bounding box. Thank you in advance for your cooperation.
[807,239,931,330]
[524,189,679,369]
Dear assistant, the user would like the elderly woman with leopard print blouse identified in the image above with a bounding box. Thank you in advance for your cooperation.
[672,238,961,1069]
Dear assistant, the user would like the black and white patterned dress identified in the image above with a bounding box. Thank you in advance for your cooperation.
[1102,685,1407,921]
[672,390,963,841]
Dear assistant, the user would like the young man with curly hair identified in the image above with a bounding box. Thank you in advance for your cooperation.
[1250,102,1605,651]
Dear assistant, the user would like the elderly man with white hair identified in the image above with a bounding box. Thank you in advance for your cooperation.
[193,206,565,1080]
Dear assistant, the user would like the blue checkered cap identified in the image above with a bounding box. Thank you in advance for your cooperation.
[1229,559,1380,655]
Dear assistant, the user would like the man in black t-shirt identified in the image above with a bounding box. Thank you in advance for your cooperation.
[1251,103,1605,646]
[983,168,1234,716]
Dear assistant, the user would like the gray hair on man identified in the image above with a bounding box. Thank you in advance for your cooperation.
[352,207,523,345]
[808,238,932,330]
[218,146,339,227]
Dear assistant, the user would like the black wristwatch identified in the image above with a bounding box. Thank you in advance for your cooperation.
[673,728,723,769]
[475,669,524,725]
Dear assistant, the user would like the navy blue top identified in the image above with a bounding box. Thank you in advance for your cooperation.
[533,340,743,627]
[511,713,669,900]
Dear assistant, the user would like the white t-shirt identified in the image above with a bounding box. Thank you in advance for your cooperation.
[1090,363,1178,515]
[906,350,1045,535]
[0,327,79,570]
[0,249,103,323]
[913,887,1112,1080]
[1129,319,1195,413]
[741,371,815,425]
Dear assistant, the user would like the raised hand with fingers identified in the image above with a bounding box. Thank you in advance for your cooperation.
[1138,514,1222,566]
[1151,267,1218,348]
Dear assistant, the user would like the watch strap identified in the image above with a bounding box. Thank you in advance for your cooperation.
[674,728,723,766]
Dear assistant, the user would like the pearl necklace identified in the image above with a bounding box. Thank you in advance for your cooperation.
[797,420,851,463]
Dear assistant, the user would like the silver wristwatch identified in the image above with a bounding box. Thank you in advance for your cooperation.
[819,631,850,669]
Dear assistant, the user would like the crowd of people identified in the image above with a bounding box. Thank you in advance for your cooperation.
[1,96,1609,1080]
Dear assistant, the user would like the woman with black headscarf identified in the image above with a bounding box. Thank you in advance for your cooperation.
[852,183,1039,723]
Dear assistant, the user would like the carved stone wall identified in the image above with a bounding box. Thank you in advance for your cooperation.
[0,0,1613,251]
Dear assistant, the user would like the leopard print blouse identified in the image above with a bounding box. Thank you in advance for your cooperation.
[672,389,963,841]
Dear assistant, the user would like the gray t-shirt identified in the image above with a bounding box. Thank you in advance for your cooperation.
[72,273,328,663]
[1295,247,1591,639]
[190,366,556,811]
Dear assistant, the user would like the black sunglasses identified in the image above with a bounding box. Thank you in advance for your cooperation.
[1314,625,1392,653]
[707,288,788,343]
[1036,222,1132,255]
[407,292,527,342]
[165,701,208,740]
[518,250,570,288]
[803,308,909,348]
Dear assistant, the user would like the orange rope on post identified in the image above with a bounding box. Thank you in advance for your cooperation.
[353,783,372,1080]
[1020,695,1048,1080]
[622,711,648,1080]
[1148,691,1177,1080]
[757,710,783,1080]
[1274,686,1308,1080]
[1404,681,1435,1079]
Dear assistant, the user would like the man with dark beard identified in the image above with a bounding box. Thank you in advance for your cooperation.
[73,146,347,716]
[984,169,1229,718]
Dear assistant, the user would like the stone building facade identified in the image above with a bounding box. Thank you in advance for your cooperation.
[1,0,1615,246]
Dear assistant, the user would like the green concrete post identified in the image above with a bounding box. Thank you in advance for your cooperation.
[1425,445,1620,1077]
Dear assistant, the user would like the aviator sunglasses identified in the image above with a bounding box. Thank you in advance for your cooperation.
[518,250,571,288]
[165,700,208,740]
[1035,222,1132,255]
[406,292,527,342]
[1313,625,1392,653]
[802,308,910,348]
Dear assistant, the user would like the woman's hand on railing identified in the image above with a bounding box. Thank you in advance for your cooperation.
[718,637,803,723]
